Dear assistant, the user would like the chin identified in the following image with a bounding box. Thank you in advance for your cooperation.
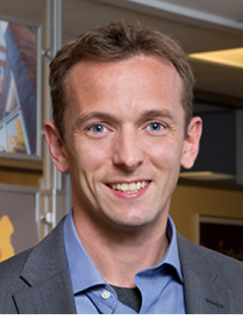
[110,213,154,230]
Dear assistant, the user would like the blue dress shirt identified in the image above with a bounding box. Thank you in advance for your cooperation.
[63,210,186,314]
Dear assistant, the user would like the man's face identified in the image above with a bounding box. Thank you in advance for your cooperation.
[50,55,200,231]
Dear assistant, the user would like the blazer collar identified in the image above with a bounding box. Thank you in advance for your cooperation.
[13,218,77,314]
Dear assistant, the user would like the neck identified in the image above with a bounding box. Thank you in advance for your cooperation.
[73,206,170,287]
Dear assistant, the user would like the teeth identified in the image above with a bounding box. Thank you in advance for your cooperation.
[121,183,128,191]
[129,182,136,191]
[110,181,149,193]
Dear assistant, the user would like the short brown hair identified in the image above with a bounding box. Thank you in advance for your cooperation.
[49,21,194,140]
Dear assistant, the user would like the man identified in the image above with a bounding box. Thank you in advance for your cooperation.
[1,22,243,314]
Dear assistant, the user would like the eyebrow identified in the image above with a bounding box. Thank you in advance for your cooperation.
[72,109,176,131]
[137,109,176,123]
[73,112,118,131]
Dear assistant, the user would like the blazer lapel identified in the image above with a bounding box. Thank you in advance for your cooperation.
[13,269,76,314]
[182,262,229,314]
[177,233,230,314]
[12,219,77,314]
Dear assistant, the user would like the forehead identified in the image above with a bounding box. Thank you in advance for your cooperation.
[65,55,183,120]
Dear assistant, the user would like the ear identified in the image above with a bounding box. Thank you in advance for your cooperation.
[44,121,70,173]
[181,116,202,169]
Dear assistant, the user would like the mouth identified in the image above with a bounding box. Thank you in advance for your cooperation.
[107,180,150,194]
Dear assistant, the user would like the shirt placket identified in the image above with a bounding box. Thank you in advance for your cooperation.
[85,285,117,314]
[85,285,139,314]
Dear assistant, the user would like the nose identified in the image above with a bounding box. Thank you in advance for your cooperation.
[112,127,144,171]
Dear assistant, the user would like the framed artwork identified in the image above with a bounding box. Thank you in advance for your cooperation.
[198,215,243,261]
[0,15,42,160]
[0,183,40,262]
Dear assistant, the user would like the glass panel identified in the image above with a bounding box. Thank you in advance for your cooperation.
[0,127,6,152]
[5,76,18,116]
[6,115,27,153]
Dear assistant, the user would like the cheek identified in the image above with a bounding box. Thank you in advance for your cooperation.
[145,138,182,169]
[70,140,112,173]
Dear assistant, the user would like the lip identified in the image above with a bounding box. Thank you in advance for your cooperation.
[105,180,151,199]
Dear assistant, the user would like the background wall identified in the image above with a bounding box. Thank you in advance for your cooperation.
[0,159,42,187]
[170,182,243,243]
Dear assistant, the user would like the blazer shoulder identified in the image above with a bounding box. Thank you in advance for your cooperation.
[0,217,65,285]
[177,232,243,285]
[0,218,69,313]
[0,247,32,277]
[0,248,33,313]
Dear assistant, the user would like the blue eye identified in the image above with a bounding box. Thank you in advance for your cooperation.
[149,123,163,131]
[92,125,104,133]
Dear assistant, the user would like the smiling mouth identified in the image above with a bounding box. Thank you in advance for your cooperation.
[107,181,150,194]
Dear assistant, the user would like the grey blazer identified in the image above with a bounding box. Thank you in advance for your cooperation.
[1,218,243,314]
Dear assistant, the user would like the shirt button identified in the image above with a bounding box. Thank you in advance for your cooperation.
[101,289,111,299]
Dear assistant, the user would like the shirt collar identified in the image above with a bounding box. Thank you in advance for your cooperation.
[63,209,183,294]
[63,209,107,294]
[137,215,183,283]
